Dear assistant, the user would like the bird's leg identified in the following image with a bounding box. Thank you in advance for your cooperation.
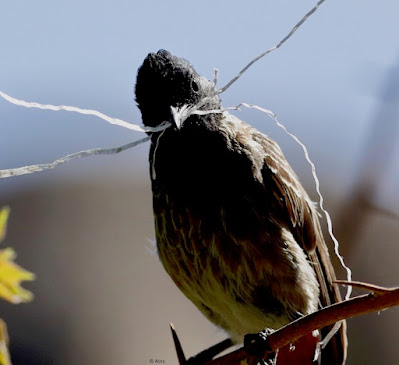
[244,328,276,365]
[186,338,233,365]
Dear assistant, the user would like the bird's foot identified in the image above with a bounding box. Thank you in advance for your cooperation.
[244,329,276,365]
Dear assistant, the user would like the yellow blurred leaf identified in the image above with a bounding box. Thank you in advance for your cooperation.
[0,207,10,243]
[0,248,35,304]
[0,207,36,364]
[0,208,35,304]
[0,319,11,365]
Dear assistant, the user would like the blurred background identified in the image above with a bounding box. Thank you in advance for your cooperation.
[0,0,398,364]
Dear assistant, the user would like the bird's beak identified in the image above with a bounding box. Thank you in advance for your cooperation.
[170,105,185,130]
[171,104,194,130]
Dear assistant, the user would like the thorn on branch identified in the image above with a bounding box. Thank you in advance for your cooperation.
[170,323,186,365]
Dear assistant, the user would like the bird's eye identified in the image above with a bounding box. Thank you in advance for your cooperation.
[191,79,199,92]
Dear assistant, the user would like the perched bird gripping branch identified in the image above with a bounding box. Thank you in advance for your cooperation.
[135,49,347,364]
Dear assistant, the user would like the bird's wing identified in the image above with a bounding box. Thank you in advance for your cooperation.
[240,120,347,364]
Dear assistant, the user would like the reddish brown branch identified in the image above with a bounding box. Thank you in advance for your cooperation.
[256,285,399,351]
[170,281,399,364]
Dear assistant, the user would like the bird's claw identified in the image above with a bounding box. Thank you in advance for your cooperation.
[244,329,276,365]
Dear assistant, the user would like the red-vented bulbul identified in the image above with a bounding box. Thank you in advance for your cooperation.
[135,49,347,364]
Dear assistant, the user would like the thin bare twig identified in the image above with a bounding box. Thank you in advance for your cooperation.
[334,280,394,295]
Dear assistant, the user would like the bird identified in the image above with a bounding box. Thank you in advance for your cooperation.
[135,49,347,364]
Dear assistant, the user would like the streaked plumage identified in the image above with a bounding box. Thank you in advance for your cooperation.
[135,49,347,364]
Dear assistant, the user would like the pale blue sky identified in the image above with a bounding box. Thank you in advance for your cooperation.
[1,0,398,211]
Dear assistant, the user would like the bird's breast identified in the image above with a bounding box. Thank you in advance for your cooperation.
[149,115,319,341]
[152,188,319,341]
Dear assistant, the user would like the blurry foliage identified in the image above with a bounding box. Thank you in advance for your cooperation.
[0,207,35,365]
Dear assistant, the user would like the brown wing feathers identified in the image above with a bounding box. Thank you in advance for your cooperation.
[256,127,347,364]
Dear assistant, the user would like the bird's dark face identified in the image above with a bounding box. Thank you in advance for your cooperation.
[135,50,230,199]
[135,49,220,129]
